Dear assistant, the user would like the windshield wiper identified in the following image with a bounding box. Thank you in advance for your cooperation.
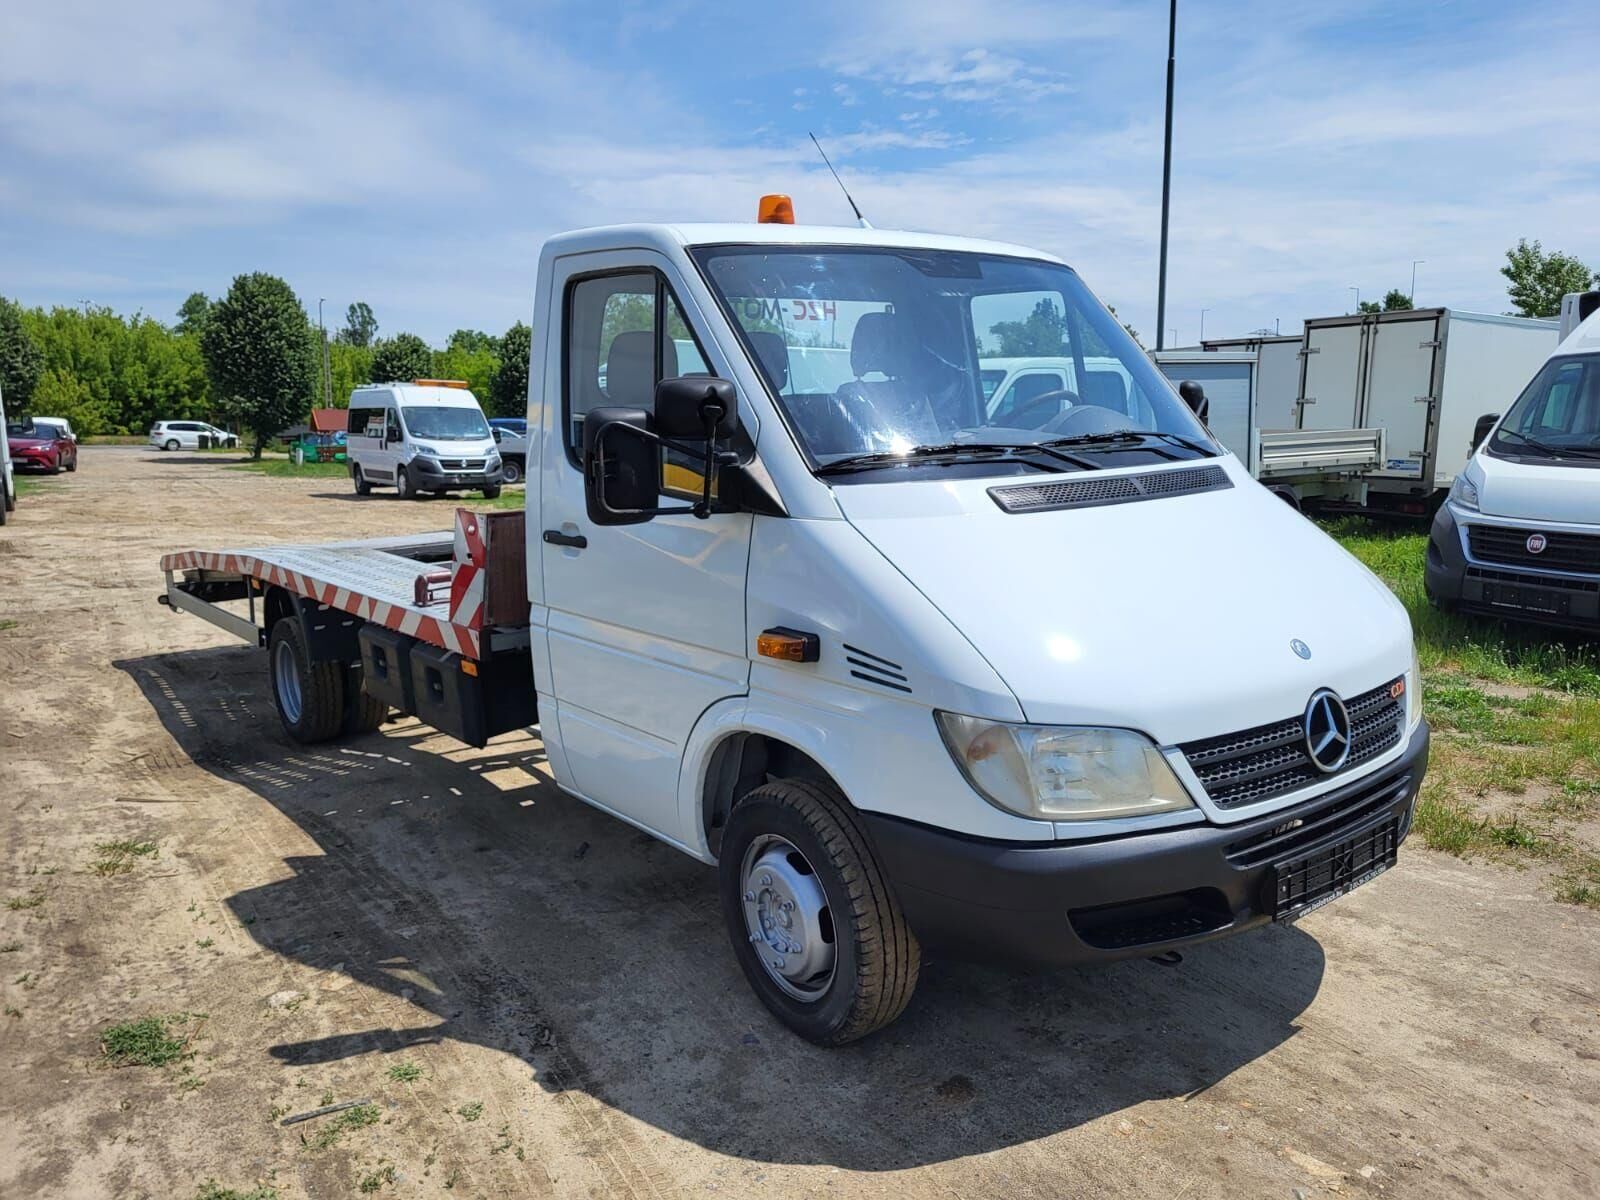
[1493,429,1600,459]
[816,442,1075,476]
[1043,429,1214,456]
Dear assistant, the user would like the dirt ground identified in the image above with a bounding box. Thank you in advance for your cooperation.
[1,448,1597,1200]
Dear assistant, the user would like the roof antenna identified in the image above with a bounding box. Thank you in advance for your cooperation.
[809,132,872,229]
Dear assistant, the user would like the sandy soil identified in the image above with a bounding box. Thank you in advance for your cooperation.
[1,448,1597,1200]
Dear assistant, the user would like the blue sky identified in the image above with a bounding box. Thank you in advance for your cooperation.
[2,0,1596,346]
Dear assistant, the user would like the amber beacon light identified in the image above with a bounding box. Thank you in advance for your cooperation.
[757,194,795,224]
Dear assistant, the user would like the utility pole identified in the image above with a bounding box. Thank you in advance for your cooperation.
[1199,307,1210,342]
[1155,0,1177,351]
[1349,286,1360,313]
[1410,260,1424,304]
[318,298,332,408]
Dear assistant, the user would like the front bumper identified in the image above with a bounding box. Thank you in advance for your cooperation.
[11,451,58,471]
[862,721,1429,968]
[1427,504,1599,631]
[409,458,504,489]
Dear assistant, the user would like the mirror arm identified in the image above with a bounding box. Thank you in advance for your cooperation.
[589,419,739,521]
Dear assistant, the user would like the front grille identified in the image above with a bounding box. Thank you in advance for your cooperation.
[438,458,485,471]
[1466,565,1600,594]
[989,464,1230,514]
[1225,772,1412,869]
[1180,678,1404,809]
[1467,524,1600,574]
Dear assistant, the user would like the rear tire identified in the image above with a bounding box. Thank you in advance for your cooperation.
[352,465,372,496]
[500,458,522,485]
[719,779,920,1045]
[341,667,389,735]
[164,439,179,451]
[395,466,415,500]
[481,484,502,499]
[268,619,345,744]
[0,485,8,525]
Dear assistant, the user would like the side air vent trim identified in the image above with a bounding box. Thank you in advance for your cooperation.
[842,643,912,694]
[989,464,1232,514]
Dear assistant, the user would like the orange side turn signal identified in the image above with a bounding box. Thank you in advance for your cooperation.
[757,627,819,663]
[757,194,795,224]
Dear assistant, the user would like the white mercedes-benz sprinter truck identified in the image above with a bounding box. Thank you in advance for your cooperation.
[161,211,1429,1044]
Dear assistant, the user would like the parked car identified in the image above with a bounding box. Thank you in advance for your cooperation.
[149,420,240,450]
[345,381,503,499]
[489,422,528,484]
[30,416,77,442]
[7,418,78,473]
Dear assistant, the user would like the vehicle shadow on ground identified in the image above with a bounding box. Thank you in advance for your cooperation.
[117,646,1328,1171]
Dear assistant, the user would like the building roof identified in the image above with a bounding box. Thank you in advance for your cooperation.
[309,408,346,433]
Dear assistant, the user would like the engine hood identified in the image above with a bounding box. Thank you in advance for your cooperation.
[1475,450,1600,525]
[834,457,1413,745]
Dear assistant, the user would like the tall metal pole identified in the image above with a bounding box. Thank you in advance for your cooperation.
[1199,307,1210,342]
[1410,260,1424,304]
[318,298,332,408]
[1349,286,1360,313]
[1155,0,1177,352]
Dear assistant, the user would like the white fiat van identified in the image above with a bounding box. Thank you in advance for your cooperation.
[1427,294,1600,630]
[345,380,504,500]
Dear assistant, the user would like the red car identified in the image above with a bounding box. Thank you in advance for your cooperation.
[6,420,77,474]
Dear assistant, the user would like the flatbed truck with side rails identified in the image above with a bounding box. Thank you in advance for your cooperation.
[160,204,1430,1044]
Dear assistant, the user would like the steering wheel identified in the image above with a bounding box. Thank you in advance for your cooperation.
[1040,403,1131,436]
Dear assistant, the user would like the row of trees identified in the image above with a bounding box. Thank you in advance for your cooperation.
[0,283,531,453]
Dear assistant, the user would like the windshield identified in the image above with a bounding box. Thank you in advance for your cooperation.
[400,406,490,441]
[693,246,1211,470]
[1489,355,1600,460]
[7,422,39,438]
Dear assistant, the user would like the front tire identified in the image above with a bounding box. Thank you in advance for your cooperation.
[500,458,522,485]
[395,466,415,500]
[481,484,502,500]
[352,465,372,496]
[268,620,345,743]
[719,779,920,1045]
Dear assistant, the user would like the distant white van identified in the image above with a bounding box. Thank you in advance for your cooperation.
[345,380,503,500]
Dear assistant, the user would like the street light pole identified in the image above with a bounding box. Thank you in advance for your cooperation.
[1349,286,1360,313]
[1410,260,1424,305]
[1155,0,1177,352]
[1199,307,1210,342]
[317,298,332,408]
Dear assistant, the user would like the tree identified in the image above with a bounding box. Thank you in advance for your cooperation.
[201,273,318,457]
[0,298,44,410]
[1501,239,1599,318]
[987,297,1065,356]
[337,301,378,347]
[489,322,531,417]
[329,342,373,404]
[446,328,500,356]
[175,292,212,336]
[369,333,434,383]
[1381,290,1413,312]
[431,345,499,405]
[1356,300,1382,314]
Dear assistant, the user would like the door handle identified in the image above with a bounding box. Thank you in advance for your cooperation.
[542,530,588,549]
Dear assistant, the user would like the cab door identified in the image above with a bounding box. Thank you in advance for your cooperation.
[536,252,753,845]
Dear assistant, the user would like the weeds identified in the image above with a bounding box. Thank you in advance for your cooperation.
[357,1164,396,1193]
[5,892,44,911]
[101,1013,199,1068]
[195,1182,278,1200]
[90,839,159,876]
[386,1061,423,1083]
[304,1103,382,1151]
[456,1101,483,1122]
[0,942,20,953]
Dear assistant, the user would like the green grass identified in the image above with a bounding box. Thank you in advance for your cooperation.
[386,1061,424,1083]
[0,620,17,633]
[90,838,159,876]
[195,1182,278,1200]
[14,477,60,498]
[5,892,44,911]
[226,456,349,479]
[101,1013,199,1067]
[358,1164,396,1193]
[456,1101,483,1122]
[304,1102,383,1151]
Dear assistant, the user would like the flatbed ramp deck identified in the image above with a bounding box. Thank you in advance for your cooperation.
[160,510,528,658]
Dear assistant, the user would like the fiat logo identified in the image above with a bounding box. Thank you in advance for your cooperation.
[1526,533,1548,555]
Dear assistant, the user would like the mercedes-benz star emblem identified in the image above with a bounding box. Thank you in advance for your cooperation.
[1526,533,1548,555]
[1303,689,1352,773]
[1291,639,1312,660]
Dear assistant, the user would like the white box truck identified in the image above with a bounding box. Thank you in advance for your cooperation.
[1295,309,1558,516]
[156,206,1429,1044]
[1200,333,1305,430]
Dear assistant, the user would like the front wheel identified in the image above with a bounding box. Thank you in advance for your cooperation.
[66,455,77,473]
[719,779,920,1045]
[395,466,415,500]
[352,465,372,496]
[481,484,502,500]
[268,619,345,743]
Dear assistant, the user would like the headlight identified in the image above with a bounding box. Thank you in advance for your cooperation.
[1407,644,1423,731]
[936,713,1195,822]
[1448,473,1479,511]
[487,452,502,466]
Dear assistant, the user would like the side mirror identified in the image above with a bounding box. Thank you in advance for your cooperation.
[582,407,658,526]
[1178,380,1208,423]
[1472,412,1500,452]
[655,377,739,440]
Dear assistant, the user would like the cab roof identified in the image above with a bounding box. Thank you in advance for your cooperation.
[353,382,483,405]
[541,222,1070,268]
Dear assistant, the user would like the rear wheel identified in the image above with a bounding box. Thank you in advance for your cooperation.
[164,439,179,451]
[341,666,389,735]
[352,465,372,496]
[0,484,8,525]
[268,620,345,743]
[482,484,502,499]
[500,458,522,485]
[395,466,415,500]
[719,779,920,1045]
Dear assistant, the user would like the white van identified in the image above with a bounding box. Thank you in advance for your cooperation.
[345,380,504,500]
[1426,293,1600,631]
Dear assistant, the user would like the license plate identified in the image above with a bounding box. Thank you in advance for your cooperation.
[1484,582,1563,615]
[1271,819,1398,922]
